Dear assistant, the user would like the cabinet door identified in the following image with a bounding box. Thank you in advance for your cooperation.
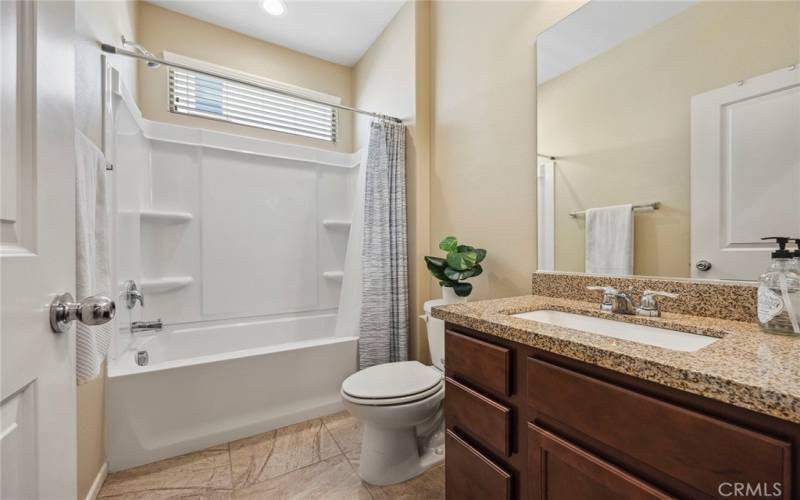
[446,430,512,500]
[527,424,674,500]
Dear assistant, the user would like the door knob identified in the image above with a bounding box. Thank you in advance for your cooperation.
[50,293,116,333]
[695,260,712,272]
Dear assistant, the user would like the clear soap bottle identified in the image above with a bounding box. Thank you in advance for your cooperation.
[793,238,800,327]
[793,238,800,272]
[758,237,800,336]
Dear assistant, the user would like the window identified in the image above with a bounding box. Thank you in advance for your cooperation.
[167,60,338,143]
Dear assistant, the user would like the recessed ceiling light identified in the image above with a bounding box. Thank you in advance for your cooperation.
[260,0,286,17]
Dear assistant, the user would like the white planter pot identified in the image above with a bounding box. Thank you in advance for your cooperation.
[441,286,468,305]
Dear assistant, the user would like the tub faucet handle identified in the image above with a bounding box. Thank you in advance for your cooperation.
[122,280,144,309]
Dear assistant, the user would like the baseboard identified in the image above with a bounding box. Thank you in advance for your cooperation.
[85,462,108,500]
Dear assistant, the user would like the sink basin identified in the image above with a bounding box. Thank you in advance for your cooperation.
[512,309,718,352]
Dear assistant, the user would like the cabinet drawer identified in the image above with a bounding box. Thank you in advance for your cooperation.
[446,429,512,500]
[445,377,511,455]
[446,329,510,396]
[527,357,792,498]
[528,423,674,500]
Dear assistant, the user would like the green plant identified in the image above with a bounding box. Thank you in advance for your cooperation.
[424,236,487,297]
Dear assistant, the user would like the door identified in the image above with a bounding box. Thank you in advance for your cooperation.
[1,1,77,498]
[691,65,800,280]
[527,424,674,500]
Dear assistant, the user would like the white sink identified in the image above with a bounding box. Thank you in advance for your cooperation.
[512,309,718,352]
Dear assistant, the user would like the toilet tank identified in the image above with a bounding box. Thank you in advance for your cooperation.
[423,299,449,371]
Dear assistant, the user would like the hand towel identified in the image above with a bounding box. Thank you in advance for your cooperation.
[585,204,634,276]
[75,130,112,384]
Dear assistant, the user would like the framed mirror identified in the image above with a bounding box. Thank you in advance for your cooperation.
[536,0,799,281]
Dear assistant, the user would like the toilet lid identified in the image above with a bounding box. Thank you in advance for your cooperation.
[342,361,442,400]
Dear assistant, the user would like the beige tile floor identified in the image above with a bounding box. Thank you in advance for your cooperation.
[98,411,445,499]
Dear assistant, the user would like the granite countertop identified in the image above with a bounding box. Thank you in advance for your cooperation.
[432,295,800,424]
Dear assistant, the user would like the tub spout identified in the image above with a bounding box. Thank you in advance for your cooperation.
[131,319,163,334]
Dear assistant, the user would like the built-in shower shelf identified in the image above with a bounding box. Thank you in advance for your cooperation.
[140,276,194,293]
[141,210,194,223]
[322,220,351,229]
[122,210,193,223]
[323,271,344,281]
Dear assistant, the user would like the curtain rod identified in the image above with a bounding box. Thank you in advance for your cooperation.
[537,153,557,160]
[100,43,403,124]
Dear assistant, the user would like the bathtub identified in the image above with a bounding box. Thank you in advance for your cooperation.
[106,313,357,471]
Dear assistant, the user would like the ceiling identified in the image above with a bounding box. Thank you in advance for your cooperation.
[147,0,406,66]
[537,0,697,85]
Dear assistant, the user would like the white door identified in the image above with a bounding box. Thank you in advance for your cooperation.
[1,1,78,498]
[691,65,800,280]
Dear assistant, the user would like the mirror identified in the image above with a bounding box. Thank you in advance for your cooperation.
[536,0,800,281]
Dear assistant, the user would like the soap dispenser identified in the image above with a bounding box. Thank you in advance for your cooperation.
[793,238,800,270]
[758,237,800,335]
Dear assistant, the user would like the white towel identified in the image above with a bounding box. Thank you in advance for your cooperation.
[75,130,112,384]
[585,204,634,276]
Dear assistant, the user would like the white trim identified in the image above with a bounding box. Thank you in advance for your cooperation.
[84,462,108,500]
[162,51,342,106]
[537,159,555,271]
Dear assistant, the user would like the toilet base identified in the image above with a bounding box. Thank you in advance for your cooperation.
[357,421,445,486]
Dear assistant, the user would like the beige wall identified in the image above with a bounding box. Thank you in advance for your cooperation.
[430,1,582,301]
[353,2,433,362]
[540,1,800,277]
[137,2,354,152]
[75,2,139,497]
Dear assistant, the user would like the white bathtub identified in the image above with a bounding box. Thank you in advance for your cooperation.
[106,313,357,471]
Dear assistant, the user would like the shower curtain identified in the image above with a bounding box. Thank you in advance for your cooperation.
[338,120,408,370]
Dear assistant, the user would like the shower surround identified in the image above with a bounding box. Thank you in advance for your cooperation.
[103,65,360,470]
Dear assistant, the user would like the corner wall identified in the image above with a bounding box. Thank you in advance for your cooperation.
[353,1,433,362]
[136,2,354,153]
[429,1,583,301]
[75,2,139,497]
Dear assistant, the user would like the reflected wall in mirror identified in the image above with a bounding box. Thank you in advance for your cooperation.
[536,0,800,280]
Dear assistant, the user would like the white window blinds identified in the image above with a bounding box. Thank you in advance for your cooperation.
[169,68,337,142]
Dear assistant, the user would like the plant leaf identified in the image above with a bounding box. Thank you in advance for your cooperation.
[443,267,464,281]
[447,251,477,271]
[462,264,483,279]
[424,256,449,282]
[439,236,458,254]
[452,282,473,297]
[443,264,483,281]
[474,248,487,264]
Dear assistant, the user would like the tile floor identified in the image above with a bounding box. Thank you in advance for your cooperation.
[97,411,445,499]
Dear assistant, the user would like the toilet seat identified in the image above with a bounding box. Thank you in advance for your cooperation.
[342,381,443,406]
[341,361,443,406]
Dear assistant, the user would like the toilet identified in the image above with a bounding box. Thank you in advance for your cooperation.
[341,298,451,485]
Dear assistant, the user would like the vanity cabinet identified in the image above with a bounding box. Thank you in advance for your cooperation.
[444,323,800,500]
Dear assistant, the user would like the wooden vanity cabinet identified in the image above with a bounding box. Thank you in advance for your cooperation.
[444,323,800,500]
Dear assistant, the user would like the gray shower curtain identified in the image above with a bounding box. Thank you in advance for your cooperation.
[358,120,408,369]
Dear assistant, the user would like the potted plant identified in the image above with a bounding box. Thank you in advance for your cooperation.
[425,236,487,302]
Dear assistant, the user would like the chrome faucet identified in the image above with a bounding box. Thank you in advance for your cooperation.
[611,289,637,315]
[131,319,162,334]
[587,286,678,317]
[122,280,144,309]
[636,290,679,317]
